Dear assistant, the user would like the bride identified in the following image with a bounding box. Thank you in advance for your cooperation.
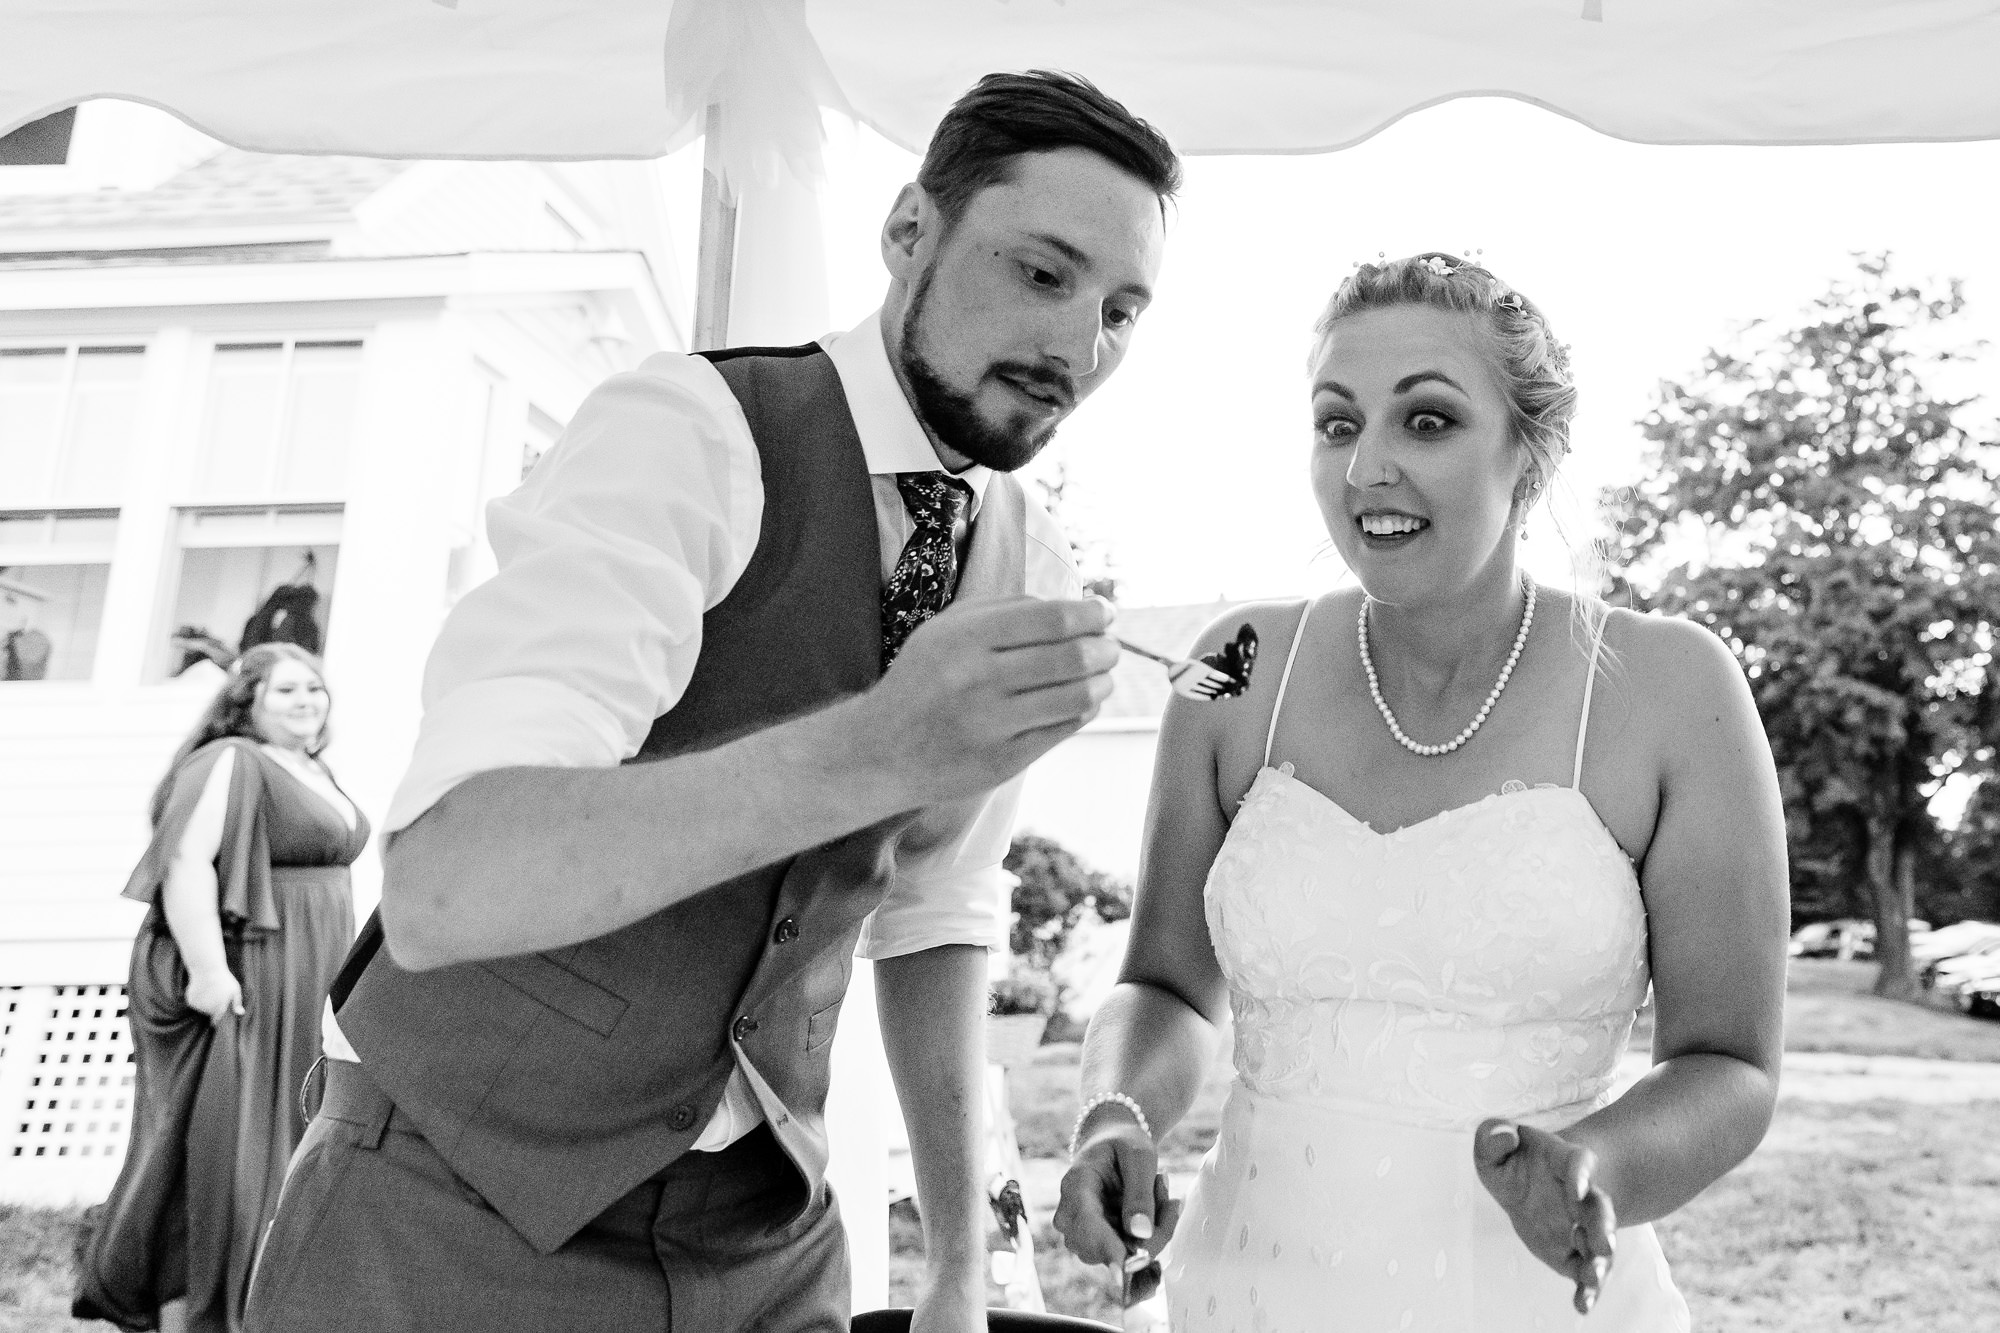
[1054,253,1788,1329]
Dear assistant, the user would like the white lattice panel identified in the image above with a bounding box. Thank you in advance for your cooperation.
[0,983,133,1204]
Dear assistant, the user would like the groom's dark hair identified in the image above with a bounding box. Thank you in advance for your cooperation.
[918,71,1181,231]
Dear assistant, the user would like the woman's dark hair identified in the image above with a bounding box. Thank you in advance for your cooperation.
[917,70,1181,232]
[150,642,330,824]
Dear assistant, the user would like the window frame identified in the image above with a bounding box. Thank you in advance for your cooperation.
[147,503,345,683]
[182,334,367,506]
[0,508,121,685]
[0,340,151,510]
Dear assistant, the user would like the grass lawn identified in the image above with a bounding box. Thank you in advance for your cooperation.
[8,958,1997,1331]
[1655,1099,2000,1332]
[0,1204,89,1333]
[1773,958,2000,1061]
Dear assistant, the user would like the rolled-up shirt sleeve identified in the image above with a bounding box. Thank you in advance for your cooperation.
[384,354,762,833]
[856,774,1026,960]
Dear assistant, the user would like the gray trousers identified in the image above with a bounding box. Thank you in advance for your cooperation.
[244,1060,849,1333]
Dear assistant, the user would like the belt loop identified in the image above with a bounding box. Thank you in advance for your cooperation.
[299,1055,328,1124]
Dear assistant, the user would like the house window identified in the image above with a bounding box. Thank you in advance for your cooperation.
[0,510,116,682]
[191,340,363,501]
[0,344,147,507]
[154,506,340,681]
[0,108,77,166]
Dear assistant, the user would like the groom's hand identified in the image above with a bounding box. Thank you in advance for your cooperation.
[863,595,1118,805]
[1054,1117,1181,1270]
[1473,1119,1618,1314]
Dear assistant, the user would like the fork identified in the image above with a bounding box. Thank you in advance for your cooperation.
[1116,637,1243,701]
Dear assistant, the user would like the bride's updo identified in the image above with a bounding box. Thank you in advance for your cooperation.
[1312,253,1578,514]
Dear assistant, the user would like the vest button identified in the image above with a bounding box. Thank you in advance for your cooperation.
[732,1015,758,1043]
[668,1104,696,1131]
[773,917,799,945]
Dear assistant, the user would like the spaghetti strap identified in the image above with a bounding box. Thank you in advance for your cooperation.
[1572,610,1611,789]
[1263,599,1317,769]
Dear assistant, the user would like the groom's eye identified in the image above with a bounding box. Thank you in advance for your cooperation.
[1022,264,1062,290]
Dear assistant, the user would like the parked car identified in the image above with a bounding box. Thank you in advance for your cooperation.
[1933,939,2000,991]
[1959,973,2000,1020]
[1922,932,2000,989]
[1792,912,1944,956]
[1790,919,1876,959]
[1913,920,2000,967]
[1790,917,1939,962]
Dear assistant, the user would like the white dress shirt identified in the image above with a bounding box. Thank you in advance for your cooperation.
[336,310,1081,1149]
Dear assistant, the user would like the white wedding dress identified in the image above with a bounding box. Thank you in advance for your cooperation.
[1163,603,1691,1332]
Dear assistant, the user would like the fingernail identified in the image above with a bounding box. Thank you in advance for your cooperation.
[1128,1214,1153,1240]
[1593,1257,1610,1285]
[1485,1123,1519,1150]
[1123,1248,1152,1273]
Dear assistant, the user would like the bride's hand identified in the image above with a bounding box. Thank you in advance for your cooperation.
[1054,1113,1181,1271]
[1473,1119,1617,1314]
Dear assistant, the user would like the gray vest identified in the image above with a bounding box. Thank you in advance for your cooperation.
[339,345,1028,1253]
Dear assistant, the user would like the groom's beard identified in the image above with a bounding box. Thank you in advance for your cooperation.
[898,264,1073,474]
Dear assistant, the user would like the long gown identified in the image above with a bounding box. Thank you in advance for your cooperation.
[1164,603,1690,1332]
[75,737,368,1333]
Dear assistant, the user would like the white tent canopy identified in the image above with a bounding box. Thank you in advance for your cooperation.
[8,0,2000,168]
[8,0,2000,344]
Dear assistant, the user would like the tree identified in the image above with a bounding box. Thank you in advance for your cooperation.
[1602,255,2000,999]
[1004,834,1132,970]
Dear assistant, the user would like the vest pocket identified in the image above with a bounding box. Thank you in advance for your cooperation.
[479,949,629,1037]
[805,997,842,1051]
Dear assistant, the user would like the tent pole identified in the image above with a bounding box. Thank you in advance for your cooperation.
[692,103,738,351]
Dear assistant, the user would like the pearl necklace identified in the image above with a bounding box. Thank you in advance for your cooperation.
[1358,580,1536,757]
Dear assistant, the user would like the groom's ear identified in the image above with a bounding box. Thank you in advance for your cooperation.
[880,183,929,279]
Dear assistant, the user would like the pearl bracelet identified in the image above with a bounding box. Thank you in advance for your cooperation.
[1068,1091,1153,1159]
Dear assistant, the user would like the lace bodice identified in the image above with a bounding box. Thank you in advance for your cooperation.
[1205,766,1649,1132]
[1168,598,1686,1333]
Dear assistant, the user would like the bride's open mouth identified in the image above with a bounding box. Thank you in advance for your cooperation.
[1356,511,1430,544]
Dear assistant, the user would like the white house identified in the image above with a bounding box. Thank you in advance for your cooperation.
[0,100,684,1201]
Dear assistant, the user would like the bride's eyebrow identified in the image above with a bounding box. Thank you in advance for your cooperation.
[1395,371,1466,395]
[1311,380,1356,401]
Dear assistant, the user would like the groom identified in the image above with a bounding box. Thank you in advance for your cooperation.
[245,72,1179,1333]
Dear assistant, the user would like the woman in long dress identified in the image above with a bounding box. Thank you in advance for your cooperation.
[75,643,368,1333]
[1055,254,1788,1330]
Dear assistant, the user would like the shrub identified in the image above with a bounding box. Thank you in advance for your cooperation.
[989,972,1057,1016]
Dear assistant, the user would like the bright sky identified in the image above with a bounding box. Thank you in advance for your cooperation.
[704,96,2000,610]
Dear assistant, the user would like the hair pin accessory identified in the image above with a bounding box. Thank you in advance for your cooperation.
[1422,255,1456,277]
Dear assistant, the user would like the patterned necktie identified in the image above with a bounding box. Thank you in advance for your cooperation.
[881,472,973,668]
